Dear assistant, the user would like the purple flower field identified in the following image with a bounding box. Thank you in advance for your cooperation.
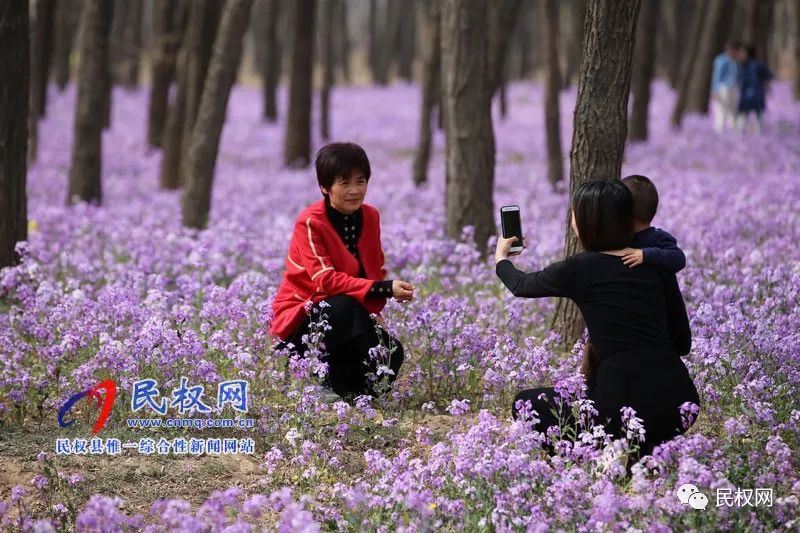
[1,80,799,531]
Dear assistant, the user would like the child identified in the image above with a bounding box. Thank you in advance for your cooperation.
[581,174,686,392]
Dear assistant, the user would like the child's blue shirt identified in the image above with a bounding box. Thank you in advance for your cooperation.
[632,227,686,273]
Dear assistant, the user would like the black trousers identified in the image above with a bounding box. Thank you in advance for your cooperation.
[280,295,404,399]
[512,346,700,460]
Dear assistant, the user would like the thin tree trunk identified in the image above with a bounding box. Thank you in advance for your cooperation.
[320,0,334,140]
[375,0,402,84]
[670,2,707,127]
[179,1,222,186]
[53,0,77,90]
[68,0,112,205]
[551,0,641,348]
[262,0,281,121]
[116,0,142,87]
[412,0,440,186]
[100,1,115,130]
[0,0,29,269]
[488,0,524,107]
[441,0,495,254]
[369,0,383,83]
[543,0,563,188]
[148,0,183,149]
[629,0,659,142]
[795,0,800,99]
[183,0,254,229]
[336,0,350,82]
[667,0,687,88]
[160,64,186,189]
[563,0,586,88]
[746,0,775,61]
[284,0,315,167]
[28,0,56,163]
[686,0,731,114]
[397,2,415,81]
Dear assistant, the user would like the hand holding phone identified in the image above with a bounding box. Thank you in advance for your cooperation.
[500,205,524,254]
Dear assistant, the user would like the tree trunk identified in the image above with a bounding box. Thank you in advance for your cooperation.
[628,0,659,142]
[369,0,386,84]
[0,0,29,269]
[319,0,334,140]
[179,1,222,186]
[284,0,315,167]
[670,2,707,127]
[441,0,495,254]
[375,0,403,84]
[115,0,142,88]
[335,0,350,82]
[412,0,440,186]
[685,0,731,114]
[543,0,563,189]
[745,0,775,61]
[397,2,415,81]
[28,0,56,163]
[68,0,112,205]
[666,0,687,88]
[262,0,281,121]
[562,0,586,88]
[159,64,186,189]
[795,0,800,99]
[551,0,641,348]
[488,0,524,98]
[148,0,184,149]
[183,0,254,229]
[53,0,77,90]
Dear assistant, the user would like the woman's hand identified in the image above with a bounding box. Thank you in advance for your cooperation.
[392,280,414,302]
[495,236,521,263]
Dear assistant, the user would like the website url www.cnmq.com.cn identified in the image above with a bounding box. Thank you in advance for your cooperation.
[127,417,255,429]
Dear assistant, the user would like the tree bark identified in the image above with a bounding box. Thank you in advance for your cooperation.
[397,2,415,81]
[745,0,775,61]
[795,0,800,99]
[666,0,687,88]
[412,0,440,186]
[262,0,281,121]
[543,0,563,189]
[28,0,56,163]
[488,0,523,101]
[629,0,659,142]
[183,0,254,229]
[284,0,315,167]
[179,1,222,185]
[685,0,731,114]
[319,0,334,140]
[670,2,707,127]
[562,0,586,88]
[110,0,142,88]
[551,0,641,348]
[335,0,350,82]
[0,0,29,269]
[369,0,385,84]
[68,0,112,205]
[441,0,495,254]
[53,0,77,90]
[148,0,184,149]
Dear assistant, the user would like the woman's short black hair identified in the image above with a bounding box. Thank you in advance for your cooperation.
[571,180,634,252]
[315,142,371,193]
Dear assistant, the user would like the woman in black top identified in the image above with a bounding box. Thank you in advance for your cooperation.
[495,181,700,458]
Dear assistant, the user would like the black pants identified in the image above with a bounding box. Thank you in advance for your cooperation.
[512,346,700,460]
[280,295,404,399]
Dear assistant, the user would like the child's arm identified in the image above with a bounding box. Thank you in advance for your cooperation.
[621,230,686,273]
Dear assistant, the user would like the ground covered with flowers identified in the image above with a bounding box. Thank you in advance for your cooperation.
[1,80,799,531]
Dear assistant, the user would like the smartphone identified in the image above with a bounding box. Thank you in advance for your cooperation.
[500,205,524,254]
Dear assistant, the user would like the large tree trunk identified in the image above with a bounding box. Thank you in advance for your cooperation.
[53,0,77,90]
[0,0,29,269]
[543,0,563,189]
[670,2,708,127]
[179,2,222,185]
[262,0,281,121]
[68,0,112,205]
[412,0,441,186]
[283,0,315,167]
[562,0,586,88]
[551,0,641,348]
[319,0,334,140]
[147,0,184,149]
[628,0,659,142]
[441,0,495,254]
[183,0,254,229]
[685,0,731,114]
[28,0,56,163]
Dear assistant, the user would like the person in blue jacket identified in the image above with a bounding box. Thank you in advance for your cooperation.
[737,44,774,132]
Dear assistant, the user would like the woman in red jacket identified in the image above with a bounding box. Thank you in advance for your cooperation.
[270,143,414,400]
